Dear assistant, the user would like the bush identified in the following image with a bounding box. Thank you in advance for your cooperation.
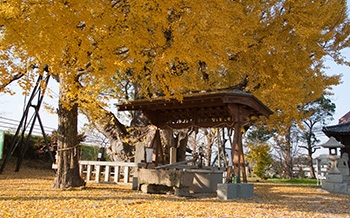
[246,143,273,179]
[2,132,50,160]
[81,145,100,160]
[2,132,99,162]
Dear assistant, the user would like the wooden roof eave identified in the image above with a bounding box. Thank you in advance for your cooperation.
[116,91,273,129]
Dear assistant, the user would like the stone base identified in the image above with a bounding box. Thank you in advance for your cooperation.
[174,187,190,197]
[190,170,224,193]
[343,175,350,186]
[138,169,224,195]
[322,181,348,193]
[326,173,343,183]
[322,172,349,194]
[132,177,138,190]
[217,183,254,200]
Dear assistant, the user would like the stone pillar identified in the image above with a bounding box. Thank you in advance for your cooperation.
[337,153,350,186]
[217,183,254,199]
[135,143,145,164]
[170,147,177,164]
[133,143,144,190]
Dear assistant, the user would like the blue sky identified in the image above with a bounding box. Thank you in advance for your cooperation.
[323,50,350,126]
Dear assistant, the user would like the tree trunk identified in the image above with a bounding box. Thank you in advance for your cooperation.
[204,129,215,166]
[279,126,294,179]
[82,104,158,162]
[84,109,133,162]
[308,153,316,179]
[54,102,85,189]
[282,147,293,179]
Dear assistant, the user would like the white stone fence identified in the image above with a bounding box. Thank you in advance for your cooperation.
[79,161,138,184]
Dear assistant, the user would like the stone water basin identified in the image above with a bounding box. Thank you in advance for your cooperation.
[137,167,224,195]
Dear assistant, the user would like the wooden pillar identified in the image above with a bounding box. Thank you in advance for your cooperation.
[225,128,233,183]
[234,126,248,183]
[228,105,249,183]
[225,165,232,183]
[233,121,242,183]
[240,142,247,183]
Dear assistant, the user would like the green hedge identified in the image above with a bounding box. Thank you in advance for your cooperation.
[2,132,101,162]
[81,144,100,161]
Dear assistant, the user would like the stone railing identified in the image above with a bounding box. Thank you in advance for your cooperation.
[79,161,138,184]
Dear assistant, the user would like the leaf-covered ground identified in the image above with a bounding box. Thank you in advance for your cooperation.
[0,163,349,218]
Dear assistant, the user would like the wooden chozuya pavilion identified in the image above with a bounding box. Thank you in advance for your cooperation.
[117,90,272,194]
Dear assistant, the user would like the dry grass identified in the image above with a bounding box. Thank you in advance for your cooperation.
[0,161,349,217]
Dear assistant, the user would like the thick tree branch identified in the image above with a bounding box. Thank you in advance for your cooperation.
[0,73,24,90]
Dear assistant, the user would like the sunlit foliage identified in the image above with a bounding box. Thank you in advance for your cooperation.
[1,1,349,121]
[246,142,273,179]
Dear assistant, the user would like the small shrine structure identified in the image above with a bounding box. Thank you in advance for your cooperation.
[117,90,272,197]
[322,111,350,194]
[323,111,350,167]
[321,137,348,193]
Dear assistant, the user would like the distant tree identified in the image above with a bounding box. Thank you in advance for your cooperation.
[247,124,303,179]
[298,96,336,178]
[271,124,304,179]
[245,127,273,179]
[293,154,309,178]
[246,143,273,179]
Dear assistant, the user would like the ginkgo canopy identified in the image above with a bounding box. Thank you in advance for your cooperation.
[1,1,347,117]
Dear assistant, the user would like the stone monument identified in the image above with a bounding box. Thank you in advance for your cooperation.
[321,137,348,193]
[337,153,350,187]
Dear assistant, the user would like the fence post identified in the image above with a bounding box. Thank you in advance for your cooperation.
[86,164,92,182]
[79,161,138,184]
[95,165,101,182]
[114,166,120,183]
[0,131,4,159]
[124,166,130,184]
[104,165,110,182]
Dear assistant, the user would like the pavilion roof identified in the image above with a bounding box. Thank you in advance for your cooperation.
[116,90,273,129]
[322,122,350,137]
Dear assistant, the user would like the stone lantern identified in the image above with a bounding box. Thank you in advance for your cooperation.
[322,137,343,155]
[321,137,344,173]
[321,137,348,193]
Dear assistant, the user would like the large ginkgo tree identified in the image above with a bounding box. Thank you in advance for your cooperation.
[1,0,349,188]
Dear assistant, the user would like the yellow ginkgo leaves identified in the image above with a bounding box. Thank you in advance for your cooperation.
[0,161,349,217]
